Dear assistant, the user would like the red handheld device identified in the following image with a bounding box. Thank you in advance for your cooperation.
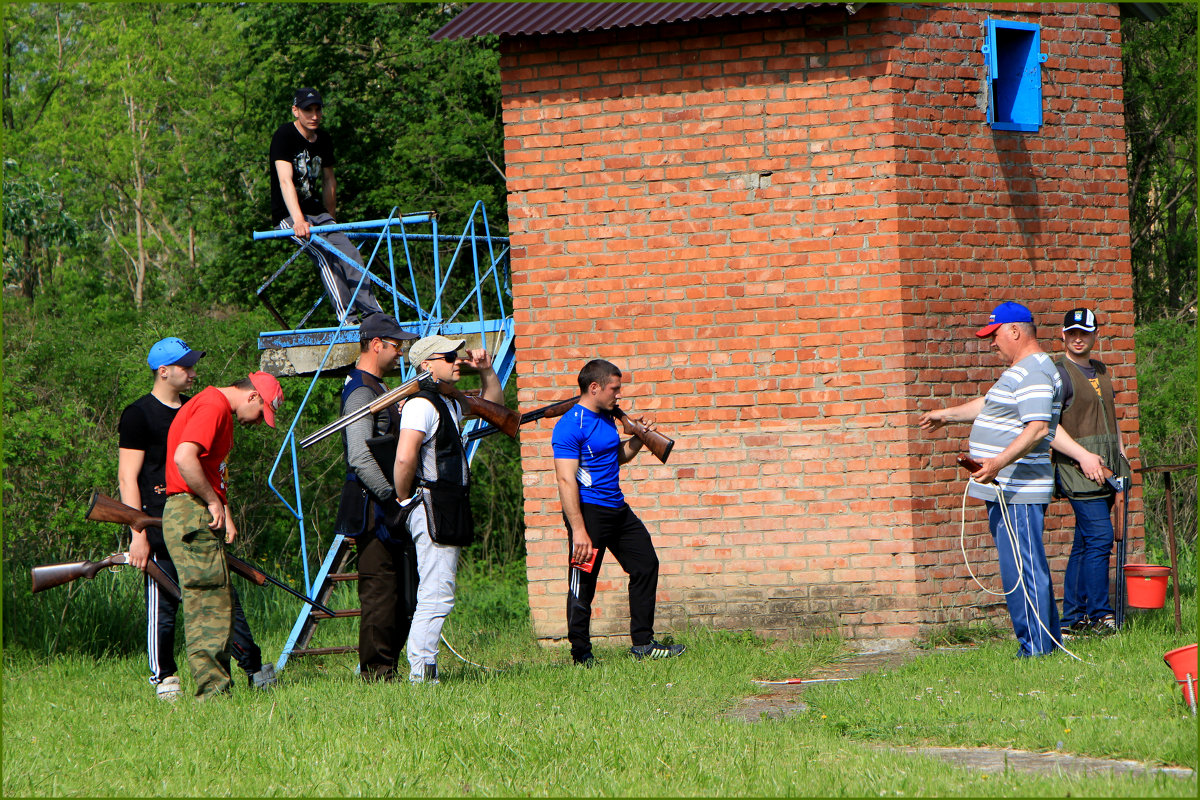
[957,454,983,474]
[572,549,598,574]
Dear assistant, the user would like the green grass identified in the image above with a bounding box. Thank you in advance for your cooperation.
[808,620,1198,768]
[3,558,1196,796]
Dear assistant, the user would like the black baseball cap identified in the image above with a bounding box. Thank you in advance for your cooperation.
[1062,308,1098,332]
[293,88,323,109]
[359,313,417,343]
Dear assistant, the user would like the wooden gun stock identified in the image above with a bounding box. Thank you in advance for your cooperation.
[299,370,431,449]
[31,553,181,601]
[86,490,159,533]
[613,407,674,464]
[84,493,334,616]
[467,396,579,442]
[957,455,982,474]
[437,384,520,439]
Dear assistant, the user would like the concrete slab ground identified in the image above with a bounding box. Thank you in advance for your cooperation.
[727,643,1196,781]
[877,745,1195,779]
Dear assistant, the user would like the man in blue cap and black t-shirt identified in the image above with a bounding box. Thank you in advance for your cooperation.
[117,337,275,699]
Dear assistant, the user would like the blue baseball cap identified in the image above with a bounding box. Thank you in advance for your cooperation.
[975,302,1034,338]
[147,337,205,370]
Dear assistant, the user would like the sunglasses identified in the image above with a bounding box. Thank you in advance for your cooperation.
[434,352,459,363]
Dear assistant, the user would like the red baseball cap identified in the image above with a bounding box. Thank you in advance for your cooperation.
[248,372,284,428]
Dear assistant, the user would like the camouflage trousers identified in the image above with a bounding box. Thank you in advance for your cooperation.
[162,493,233,698]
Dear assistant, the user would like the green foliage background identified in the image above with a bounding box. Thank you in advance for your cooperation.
[1,4,1195,660]
[1,4,523,660]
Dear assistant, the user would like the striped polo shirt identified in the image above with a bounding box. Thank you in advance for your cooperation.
[968,351,1062,504]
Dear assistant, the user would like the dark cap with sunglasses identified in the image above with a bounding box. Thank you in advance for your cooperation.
[408,334,466,367]
[359,313,416,345]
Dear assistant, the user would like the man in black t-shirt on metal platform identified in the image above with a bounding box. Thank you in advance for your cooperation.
[268,87,383,324]
[117,337,275,700]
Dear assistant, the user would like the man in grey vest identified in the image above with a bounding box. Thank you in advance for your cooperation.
[1049,308,1131,637]
[335,314,418,680]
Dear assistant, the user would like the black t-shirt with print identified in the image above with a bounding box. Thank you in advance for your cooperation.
[118,393,189,540]
[268,122,338,223]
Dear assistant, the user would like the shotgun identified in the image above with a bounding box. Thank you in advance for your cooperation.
[434,382,520,439]
[467,396,579,442]
[31,552,181,601]
[613,407,674,464]
[1112,474,1128,628]
[84,492,335,617]
[223,552,336,617]
[299,370,431,449]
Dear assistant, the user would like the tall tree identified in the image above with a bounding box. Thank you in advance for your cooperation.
[1123,4,1198,322]
[3,4,252,308]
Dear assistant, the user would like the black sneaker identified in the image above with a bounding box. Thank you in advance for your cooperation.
[630,640,686,660]
[573,653,597,668]
[1061,619,1090,640]
[1091,615,1119,636]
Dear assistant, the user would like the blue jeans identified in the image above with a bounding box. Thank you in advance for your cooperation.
[1061,494,1115,626]
[986,501,1061,657]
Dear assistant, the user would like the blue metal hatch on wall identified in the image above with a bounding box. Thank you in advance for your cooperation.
[982,18,1049,132]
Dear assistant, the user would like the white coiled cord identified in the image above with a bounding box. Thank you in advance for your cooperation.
[960,477,1088,663]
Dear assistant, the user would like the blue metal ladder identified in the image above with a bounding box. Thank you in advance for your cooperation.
[249,204,515,672]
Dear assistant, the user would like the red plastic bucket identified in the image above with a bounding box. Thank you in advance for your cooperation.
[1123,564,1171,609]
[1163,644,1198,707]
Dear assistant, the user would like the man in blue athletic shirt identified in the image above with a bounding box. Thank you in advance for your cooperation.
[551,359,685,665]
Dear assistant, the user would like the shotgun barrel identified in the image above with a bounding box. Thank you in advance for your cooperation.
[299,371,431,449]
[1113,475,1129,628]
[225,553,335,617]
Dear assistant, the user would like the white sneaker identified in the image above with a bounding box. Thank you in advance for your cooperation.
[156,675,182,702]
[409,663,440,685]
[250,663,277,690]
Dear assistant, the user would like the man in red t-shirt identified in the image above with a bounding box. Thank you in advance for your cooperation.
[163,371,284,698]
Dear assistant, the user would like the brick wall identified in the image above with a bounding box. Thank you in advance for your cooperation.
[499,2,1140,646]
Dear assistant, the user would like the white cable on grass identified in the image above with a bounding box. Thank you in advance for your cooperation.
[960,476,1089,664]
[441,633,501,672]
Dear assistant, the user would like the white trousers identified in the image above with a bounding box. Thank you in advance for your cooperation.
[406,508,460,681]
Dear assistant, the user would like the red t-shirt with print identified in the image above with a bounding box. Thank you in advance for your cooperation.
[165,385,233,503]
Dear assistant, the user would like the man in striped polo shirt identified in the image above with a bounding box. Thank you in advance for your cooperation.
[920,302,1063,657]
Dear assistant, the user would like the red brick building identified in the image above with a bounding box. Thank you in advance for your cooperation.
[437,2,1144,644]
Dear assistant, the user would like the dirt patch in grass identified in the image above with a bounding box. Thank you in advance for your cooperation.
[724,642,928,722]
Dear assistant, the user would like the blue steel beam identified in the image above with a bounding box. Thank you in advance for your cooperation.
[255,203,516,673]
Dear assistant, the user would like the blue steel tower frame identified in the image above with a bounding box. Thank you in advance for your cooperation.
[250,203,514,671]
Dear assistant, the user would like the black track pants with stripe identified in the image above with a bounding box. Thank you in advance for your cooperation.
[564,502,659,659]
